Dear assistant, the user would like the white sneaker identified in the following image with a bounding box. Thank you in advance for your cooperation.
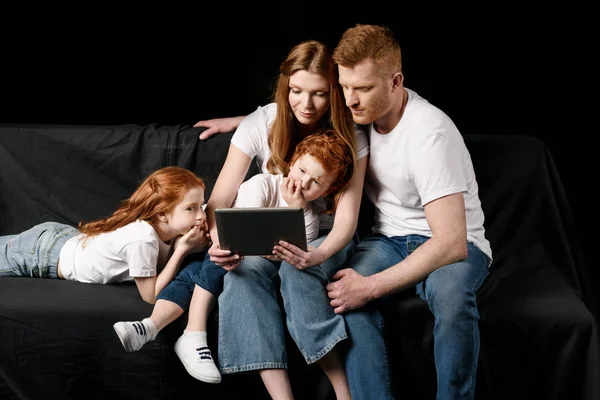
[174,335,221,384]
[113,321,154,352]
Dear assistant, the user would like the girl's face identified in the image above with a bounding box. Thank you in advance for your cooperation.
[288,154,336,202]
[165,186,206,236]
[288,70,330,128]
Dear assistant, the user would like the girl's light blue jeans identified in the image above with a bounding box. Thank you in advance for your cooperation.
[344,233,490,400]
[217,233,358,373]
[0,222,79,278]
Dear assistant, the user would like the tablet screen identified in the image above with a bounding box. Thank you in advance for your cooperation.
[215,207,307,256]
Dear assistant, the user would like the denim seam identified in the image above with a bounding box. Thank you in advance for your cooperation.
[220,362,287,374]
[304,333,348,365]
[380,314,393,399]
[466,254,489,396]
[43,231,67,267]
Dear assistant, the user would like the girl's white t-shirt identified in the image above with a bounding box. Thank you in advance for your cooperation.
[58,220,169,283]
[231,103,370,229]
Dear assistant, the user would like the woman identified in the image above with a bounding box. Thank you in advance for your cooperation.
[197,40,369,399]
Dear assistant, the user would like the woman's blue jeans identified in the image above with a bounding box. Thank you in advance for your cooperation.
[344,233,490,400]
[0,222,79,278]
[217,234,358,373]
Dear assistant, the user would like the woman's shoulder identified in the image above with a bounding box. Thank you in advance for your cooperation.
[246,103,277,123]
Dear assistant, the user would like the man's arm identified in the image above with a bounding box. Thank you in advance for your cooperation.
[327,192,468,314]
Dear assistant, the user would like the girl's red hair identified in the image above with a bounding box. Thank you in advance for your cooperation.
[78,166,205,241]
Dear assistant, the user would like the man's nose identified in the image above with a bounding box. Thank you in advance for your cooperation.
[345,90,358,108]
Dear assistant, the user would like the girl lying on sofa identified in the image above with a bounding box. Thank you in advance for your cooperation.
[0,166,211,304]
[112,130,355,391]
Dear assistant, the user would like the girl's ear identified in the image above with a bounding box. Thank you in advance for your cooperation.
[157,212,168,222]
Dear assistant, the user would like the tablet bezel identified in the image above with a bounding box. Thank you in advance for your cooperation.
[215,207,307,256]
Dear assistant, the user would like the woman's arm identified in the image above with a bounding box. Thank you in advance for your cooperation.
[274,155,368,268]
[205,144,253,269]
[194,116,246,140]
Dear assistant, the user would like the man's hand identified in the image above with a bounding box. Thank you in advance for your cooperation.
[273,242,325,270]
[194,116,245,140]
[280,177,306,209]
[326,268,373,314]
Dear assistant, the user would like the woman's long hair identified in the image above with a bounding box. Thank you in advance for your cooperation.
[289,130,355,213]
[78,166,205,244]
[267,40,357,178]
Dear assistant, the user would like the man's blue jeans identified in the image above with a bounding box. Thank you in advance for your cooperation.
[218,234,358,373]
[344,234,490,400]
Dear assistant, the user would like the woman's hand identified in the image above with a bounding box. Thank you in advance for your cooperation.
[280,177,306,209]
[207,240,242,271]
[273,241,326,270]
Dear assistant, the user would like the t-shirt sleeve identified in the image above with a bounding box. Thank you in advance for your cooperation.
[231,105,271,159]
[120,239,158,278]
[353,123,370,160]
[232,175,270,208]
[410,134,467,206]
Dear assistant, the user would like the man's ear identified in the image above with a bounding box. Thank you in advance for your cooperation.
[392,72,404,89]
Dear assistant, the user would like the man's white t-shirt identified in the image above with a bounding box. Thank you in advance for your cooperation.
[231,102,370,230]
[58,220,170,283]
[233,173,319,243]
[364,88,492,262]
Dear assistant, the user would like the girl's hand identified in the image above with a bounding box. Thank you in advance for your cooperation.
[208,240,242,271]
[177,224,210,255]
[273,241,326,270]
[281,177,306,209]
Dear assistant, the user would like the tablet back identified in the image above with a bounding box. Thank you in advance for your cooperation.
[215,207,307,256]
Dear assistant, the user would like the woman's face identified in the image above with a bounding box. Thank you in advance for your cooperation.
[288,70,330,128]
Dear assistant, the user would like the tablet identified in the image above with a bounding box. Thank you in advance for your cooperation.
[215,207,307,256]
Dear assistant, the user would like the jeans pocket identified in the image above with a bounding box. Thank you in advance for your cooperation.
[8,225,47,254]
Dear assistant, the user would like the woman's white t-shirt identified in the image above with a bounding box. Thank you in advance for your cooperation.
[231,103,370,229]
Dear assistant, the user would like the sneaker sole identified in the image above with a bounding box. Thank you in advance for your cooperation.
[174,338,222,384]
[113,322,134,352]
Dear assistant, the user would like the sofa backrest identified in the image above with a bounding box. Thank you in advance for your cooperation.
[0,123,592,312]
[0,123,257,234]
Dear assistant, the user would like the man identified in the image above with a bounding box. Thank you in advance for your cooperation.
[326,24,492,400]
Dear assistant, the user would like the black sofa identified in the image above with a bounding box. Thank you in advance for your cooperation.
[0,123,598,400]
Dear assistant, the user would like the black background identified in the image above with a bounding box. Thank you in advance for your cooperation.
[1,7,595,304]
